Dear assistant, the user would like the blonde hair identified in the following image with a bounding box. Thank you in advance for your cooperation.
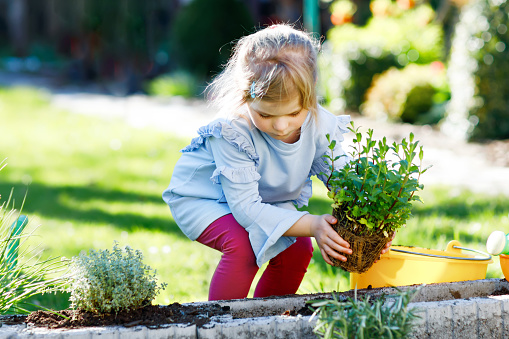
[206,24,320,119]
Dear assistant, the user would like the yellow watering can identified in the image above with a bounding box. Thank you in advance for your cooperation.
[350,240,493,289]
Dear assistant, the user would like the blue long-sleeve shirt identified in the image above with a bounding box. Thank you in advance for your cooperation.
[163,105,350,266]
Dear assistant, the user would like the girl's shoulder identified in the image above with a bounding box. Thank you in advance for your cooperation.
[181,115,260,163]
[190,115,254,142]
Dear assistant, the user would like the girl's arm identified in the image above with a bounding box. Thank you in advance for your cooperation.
[283,214,350,265]
[284,214,392,265]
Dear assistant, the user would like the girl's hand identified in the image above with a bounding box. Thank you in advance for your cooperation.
[380,237,393,255]
[375,233,395,262]
[310,214,352,266]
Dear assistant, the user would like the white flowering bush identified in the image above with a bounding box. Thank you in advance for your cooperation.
[68,243,167,313]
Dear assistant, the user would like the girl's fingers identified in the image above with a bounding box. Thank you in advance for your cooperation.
[320,248,334,265]
[327,231,351,249]
[325,234,352,255]
[322,243,348,262]
[325,215,337,225]
[380,240,393,254]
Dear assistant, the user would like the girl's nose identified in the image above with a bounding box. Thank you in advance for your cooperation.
[273,117,288,132]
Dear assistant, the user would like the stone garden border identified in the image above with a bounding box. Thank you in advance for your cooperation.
[1,279,508,338]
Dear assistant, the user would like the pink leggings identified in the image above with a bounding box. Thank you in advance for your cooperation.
[196,214,313,301]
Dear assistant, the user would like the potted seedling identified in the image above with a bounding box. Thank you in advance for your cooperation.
[323,122,429,273]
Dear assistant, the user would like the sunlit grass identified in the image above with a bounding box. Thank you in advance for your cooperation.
[1,86,508,311]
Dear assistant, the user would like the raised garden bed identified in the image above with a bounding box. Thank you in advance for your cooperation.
[1,278,509,338]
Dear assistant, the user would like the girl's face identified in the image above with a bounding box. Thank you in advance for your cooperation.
[246,95,308,144]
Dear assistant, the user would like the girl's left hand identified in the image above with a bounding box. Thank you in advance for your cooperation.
[376,234,395,262]
[380,238,393,255]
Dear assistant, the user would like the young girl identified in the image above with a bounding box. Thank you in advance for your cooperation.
[163,24,391,301]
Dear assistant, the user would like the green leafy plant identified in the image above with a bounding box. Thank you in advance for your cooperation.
[68,242,167,314]
[324,122,429,237]
[1,160,65,314]
[309,287,421,339]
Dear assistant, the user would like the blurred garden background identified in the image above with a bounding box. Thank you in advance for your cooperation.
[1,0,509,311]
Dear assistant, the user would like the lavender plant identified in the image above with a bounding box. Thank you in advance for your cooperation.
[68,242,167,314]
[310,287,422,339]
[324,122,429,237]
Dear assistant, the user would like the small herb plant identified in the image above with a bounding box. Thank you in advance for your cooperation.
[68,242,167,314]
[309,287,422,339]
[323,122,429,237]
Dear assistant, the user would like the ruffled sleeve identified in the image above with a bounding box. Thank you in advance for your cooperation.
[181,120,260,165]
[221,124,259,165]
[210,166,261,184]
[181,121,222,152]
[310,114,352,186]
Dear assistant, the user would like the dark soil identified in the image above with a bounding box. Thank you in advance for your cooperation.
[16,299,316,329]
[22,303,230,329]
[0,288,385,329]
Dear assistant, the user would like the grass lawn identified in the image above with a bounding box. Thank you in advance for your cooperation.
[1,86,509,311]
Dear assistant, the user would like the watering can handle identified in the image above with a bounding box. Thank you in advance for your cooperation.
[446,240,463,253]
[390,244,492,261]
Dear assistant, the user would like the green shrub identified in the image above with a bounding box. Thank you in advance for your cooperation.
[467,0,509,140]
[310,287,421,339]
[468,0,509,140]
[446,0,509,140]
[146,71,199,98]
[68,243,166,314]
[171,0,254,79]
[362,63,449,124]
[323,4,443,112]
[347,52,400,112]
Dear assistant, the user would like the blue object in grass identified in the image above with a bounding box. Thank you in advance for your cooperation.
[5,215,28,270]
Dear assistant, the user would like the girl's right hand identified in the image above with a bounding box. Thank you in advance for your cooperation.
[311,214,352,266]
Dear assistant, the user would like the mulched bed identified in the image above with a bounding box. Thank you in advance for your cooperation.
[0,289,387,329]
[22,303,230,329]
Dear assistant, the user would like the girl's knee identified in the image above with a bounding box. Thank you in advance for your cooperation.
[223,234,254,258]
[295,237,314,259]
[274,237,313,268]
[220,227,256,263]
[290,237,314,268]
[203,214,256,261]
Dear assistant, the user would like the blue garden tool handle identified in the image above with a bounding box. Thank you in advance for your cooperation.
[6,215,28,268]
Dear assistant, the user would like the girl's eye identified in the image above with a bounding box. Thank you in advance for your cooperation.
[290,111,301,117]
[258,113,271,119]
